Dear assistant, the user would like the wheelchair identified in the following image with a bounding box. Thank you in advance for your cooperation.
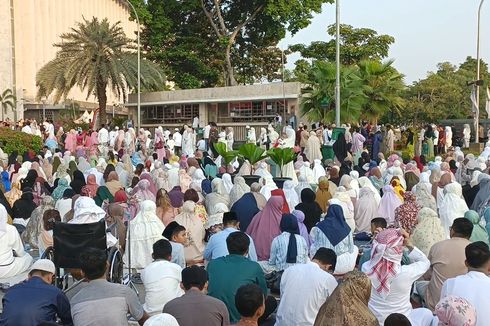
[41,220,123,290]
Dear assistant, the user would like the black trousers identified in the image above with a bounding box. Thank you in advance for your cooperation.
[258,295,278,324]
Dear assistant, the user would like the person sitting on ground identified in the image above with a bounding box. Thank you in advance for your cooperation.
[0,259,72,326]
[141,239,184,316]
[163,265,230,326]
[275,248,337,326]
[234,284,265,326]
[162,221,187,269]
[362,228,430,325]
[0,204,33,279]
[441,241,490,326]
[70,248,149,325]
[384,313,412,326]
[416,217,473,311]
[207,231,275,324]
[204,211,257,262]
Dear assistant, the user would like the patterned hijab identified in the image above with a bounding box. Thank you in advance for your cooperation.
[435,296,477,326]
[411,208,446,256]
[314,271,378,326]
[365,228,404,297]
[394,191,420,234]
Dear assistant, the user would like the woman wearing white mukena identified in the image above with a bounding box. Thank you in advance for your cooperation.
[463,124,471,149]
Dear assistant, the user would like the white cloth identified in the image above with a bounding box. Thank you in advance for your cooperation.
[439,183,468,238]
[123,201,165,269]
[275,261,338,326]
[312,159,326,184]
[282,180,300,211]
[362,247,430,325]
[21,125,32,134]
[55,198,72,222]
[172,132,182,147]
[354,187,379,233]
[203,125,211,139]
[221,174,233,193]
[141,260,184,315]
[98,127,109,144]
[298,163,315,184]
[441,271,490,326]
[143,313,179,326]
[0,203,33,278]
[330,194,355,231]
[182,129,195,156]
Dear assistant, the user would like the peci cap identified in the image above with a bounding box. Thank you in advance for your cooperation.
[30,259,56,274]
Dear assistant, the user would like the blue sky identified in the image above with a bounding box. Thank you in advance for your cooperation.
[279,0,490,84]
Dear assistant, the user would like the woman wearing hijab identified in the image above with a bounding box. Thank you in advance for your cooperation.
[0,205,33,278]
[282,180,299,212]
[132,179,157,202]
[261,214,308,272]
[11,188,37,233]
[368,167,384,193]
[270,189,291,214]
[314,271,378,326]
[70,170,86,195]
[333,134,348,163]
[246,196,284,261]
[221,173,233,194]
[250,182,267,210]
[439,183,469,238]
[228,176,250,207]
[5,181,22,210]
[21,196,55,249]
[124,200,165,269]
[94,186,114,207]
[470,173,490,213]
[377,185,403,226]
[292,209,311,246]
[310,204,357,275]
[205,178,230,215]
[305,131,322,163]
[354,187,379,233]
[411,208,446,256]
[105,171,123,196]
[330,187,356,231]
[168,186,184,209]
[81,174,98,198]
[295,188,323,232]
[464,210,489,245]
[414,182,438,213]
[434,296,477,326]
[394,192,421,234]
[175,201,206,265]
[315,176,332,213]
[230,193,260,233]
[51,178,71,202]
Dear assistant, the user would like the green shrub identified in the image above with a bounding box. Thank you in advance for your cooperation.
[0,128,43,154]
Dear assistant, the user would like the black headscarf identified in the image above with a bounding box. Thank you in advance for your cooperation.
[333,135,348,163]
[280,214,300,263]
[12,189,37,220]
[8,151,18,166]
[230,193,260,232]
[295,188,323,232]
[70,170,86,194]
[20,170,38,191]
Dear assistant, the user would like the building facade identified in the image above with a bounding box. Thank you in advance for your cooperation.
[126,82,302,141]
[0,0,136,121]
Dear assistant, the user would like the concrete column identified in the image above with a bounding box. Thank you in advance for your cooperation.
[199,103,207,127]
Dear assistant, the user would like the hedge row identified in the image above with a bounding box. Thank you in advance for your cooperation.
[0,128,43,155]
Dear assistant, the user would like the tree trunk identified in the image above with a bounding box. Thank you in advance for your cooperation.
[224,44,237,86]
[96,79,107,128]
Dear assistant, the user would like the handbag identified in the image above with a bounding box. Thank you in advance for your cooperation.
[265,270,283,295]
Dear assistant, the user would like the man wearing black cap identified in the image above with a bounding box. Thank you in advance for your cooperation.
[204,212,257,262]
[163,265,230,326]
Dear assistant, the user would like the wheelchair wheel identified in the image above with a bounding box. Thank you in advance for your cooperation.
[41,246,54,261]
[107,247,123,284]
[41,247,64,288]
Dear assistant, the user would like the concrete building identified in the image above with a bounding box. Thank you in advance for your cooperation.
[126,82,302,141]
[0,0,136,121]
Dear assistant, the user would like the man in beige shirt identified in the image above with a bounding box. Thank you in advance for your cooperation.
[300,126,309,150]
[418,217,473,310]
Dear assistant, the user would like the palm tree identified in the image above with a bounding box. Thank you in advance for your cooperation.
[0,89,16,122]
[36,17,165,125]
[300,61,366,124]
[357,60,405,123]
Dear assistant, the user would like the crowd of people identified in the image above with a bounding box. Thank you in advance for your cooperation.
[0,117,490,326]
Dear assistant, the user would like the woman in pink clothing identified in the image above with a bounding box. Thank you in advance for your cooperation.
[64,129,77,153]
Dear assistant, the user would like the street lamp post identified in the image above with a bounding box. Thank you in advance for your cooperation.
[335,0,341,126]
[123,0,141,131]
[475,0,485,144]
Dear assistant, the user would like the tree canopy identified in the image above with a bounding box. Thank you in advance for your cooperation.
[36,17,165,125]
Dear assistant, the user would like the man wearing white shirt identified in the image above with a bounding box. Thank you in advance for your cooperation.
[203,124,211,151]
[109,126,118,148]
[362,229,430,325]
[173,128,182,156]
[141,239,184,315]
[275,248,337,326]
[192,115,199,129]
[21,121,32,134]
[441,241,490,326]
[98,124,109,155]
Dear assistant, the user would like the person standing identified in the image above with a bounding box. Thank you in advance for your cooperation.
[372,127,383,160]
[173,128,182,156]
[203,123,211,151]
[163,265,230,326]
[0,259,72,326]
[275,248,338,325]
[441,241,490,326]
[300,125,309,152]
[97,124,109,155]
[351,127,366,164]
[385,124,395,154]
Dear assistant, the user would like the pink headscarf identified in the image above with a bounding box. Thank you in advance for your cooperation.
[365,228,404,297]
[404,163,420,177]
[435,296,476,326]
[246,196,284,261]
[377,185,403,226]
[133,179,156,202]
[139,173,157,195]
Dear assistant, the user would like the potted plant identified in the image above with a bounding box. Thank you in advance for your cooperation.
[267,147,297,188]
[238,143,268,186]
[214,142,239,176]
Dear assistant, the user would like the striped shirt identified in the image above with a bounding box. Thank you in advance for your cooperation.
[269,232,309,271]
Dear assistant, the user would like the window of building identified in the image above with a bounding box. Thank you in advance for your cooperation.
[142,104,199,125]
